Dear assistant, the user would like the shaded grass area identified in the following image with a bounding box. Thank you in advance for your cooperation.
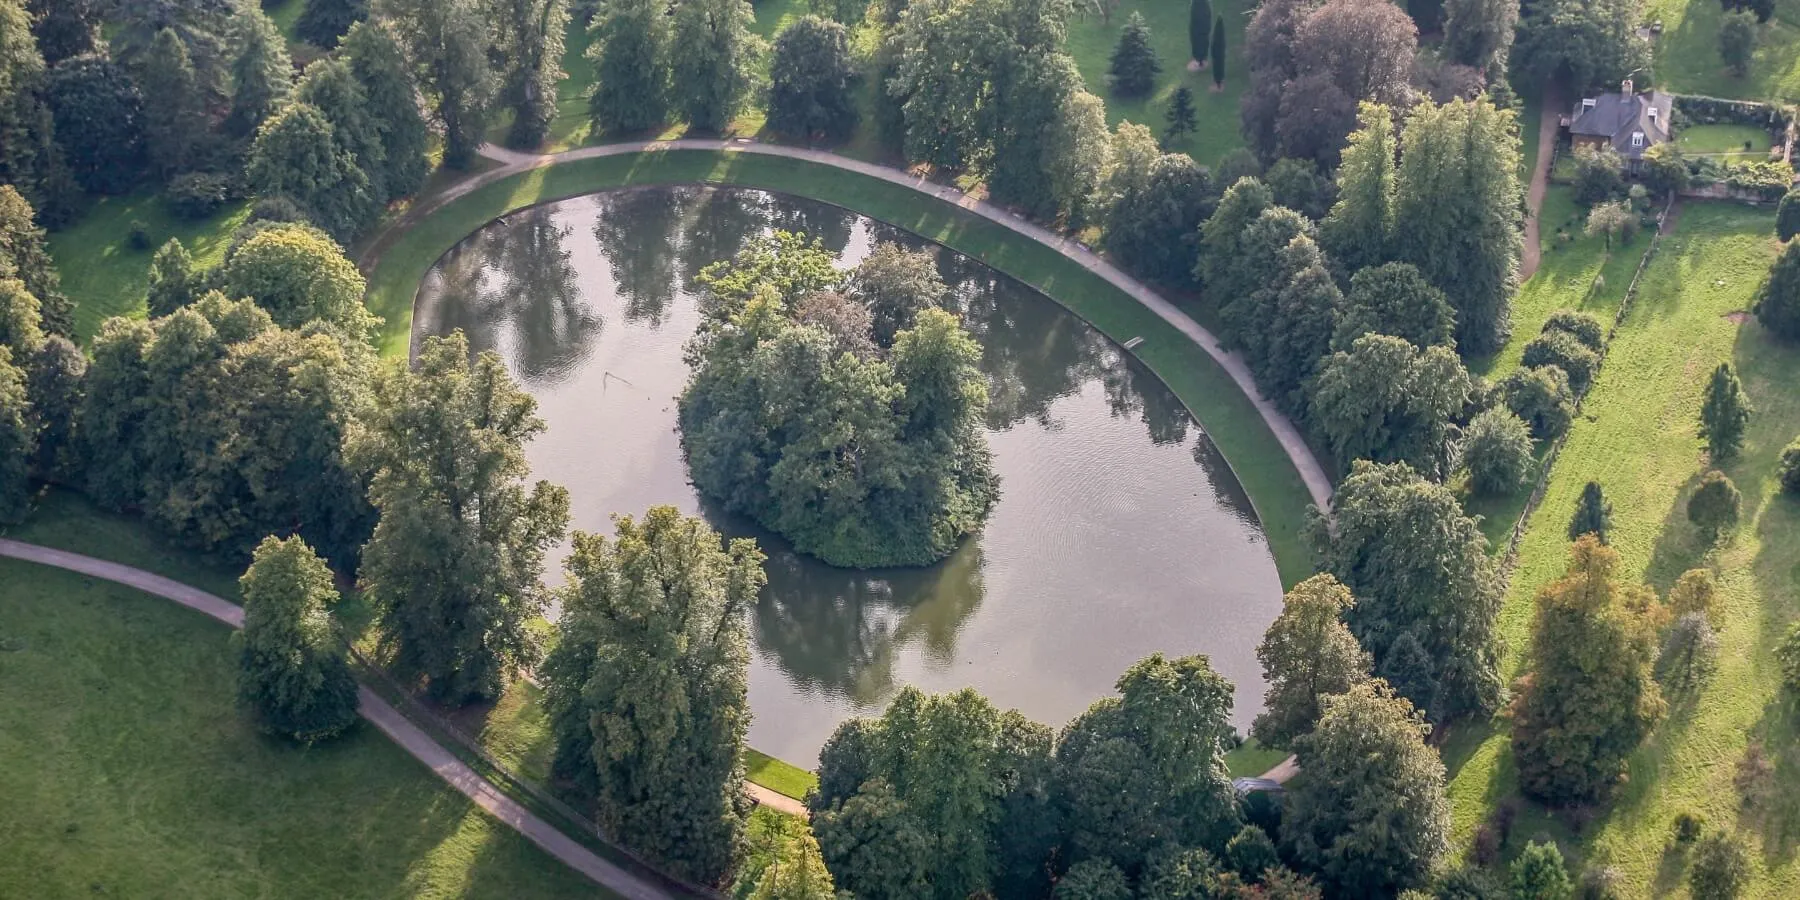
[1445,203,1800,897]
[746,749,821,801]
[1647,0,1800,102]
[364,148,1317,587]
[0,548,603,897]
[45,192,250,343]
[1224,740,1290,779]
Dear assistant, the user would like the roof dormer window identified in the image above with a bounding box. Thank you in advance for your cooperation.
[1648,106,1658,120]
[1631,131,1645,148]
[1582,98,1597,108]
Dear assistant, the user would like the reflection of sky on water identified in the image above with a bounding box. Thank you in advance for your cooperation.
[413,186,1283,763]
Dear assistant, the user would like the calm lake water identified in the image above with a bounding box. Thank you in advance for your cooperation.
[413,186,1284,763]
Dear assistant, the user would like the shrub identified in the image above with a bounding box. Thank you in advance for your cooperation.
[1757,238,1800,340]
[165,172,233,220]
[127,220,152,251]
[1462,408,1535,495]
[1503,365,1577,440]
[1777,189,1800,241]
[1573,145,1625,205]
[1225,824,1280,880]
[1577,865,1625,900]
[1522,330,1601,394]
[1688,470,1742,543]
[1667,568,1718,623]
[1544,309,1606,350]
[1510,841,1572,900]
[1778,437,1800,492]
[1672,811,1704,845]
[1689,831,1754,900]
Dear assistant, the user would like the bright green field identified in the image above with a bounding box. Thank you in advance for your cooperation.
[1647,0,1800,102]
[1445,203,1800,897]
[364,148,1319,586]
[0,506,604,898]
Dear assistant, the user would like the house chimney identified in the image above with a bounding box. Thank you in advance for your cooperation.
[1622,78,1634,95]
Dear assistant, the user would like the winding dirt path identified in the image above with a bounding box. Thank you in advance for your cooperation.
[0,538,679,900]
[370,139,1333,512]
[1521,84,1562,281]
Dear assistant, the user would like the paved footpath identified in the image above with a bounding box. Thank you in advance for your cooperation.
[0,538,678,900]
[374,139,1334,512]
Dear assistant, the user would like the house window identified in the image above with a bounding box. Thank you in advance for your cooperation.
[1582,98,1597,108]
[1632,131,1645,148]
[1648,106,1658,121]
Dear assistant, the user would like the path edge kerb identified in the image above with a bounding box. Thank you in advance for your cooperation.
[367,140,1333,518]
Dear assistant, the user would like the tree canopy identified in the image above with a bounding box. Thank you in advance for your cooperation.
[235,535,360,741]
[1511,536,1664,806]
[679,233,998,568]
[350,330,569,704]
[1252,573,1370,749]
[541,506,761,884]
[218,223,376,337]
[768,16,858,140]
[1309,460,1502,722]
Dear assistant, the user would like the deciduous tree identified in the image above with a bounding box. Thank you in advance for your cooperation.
[1462,407,1534,495]
[235,535,359,741]
[1390,97,1522,356]
[1280,679,1450,898]
[1242,0,1417,166]
[1719,10,1756,78]
[376,0,496,168]
[246,102,379,244]
[351,330,570,704]
[1443,0,1518,73]
[0,345,30,522]
[1689,831,1753,900]
[1756,239,1800,339]
[0,185,70,335]
[1252,574,1370,749]
[146,238,197,317]
[1333,262,1455,349]
[1512,0,1649,93]
[586,0,669,133]
[1778,190,1800,241]
[219,223,375,335]
[497,0,568,147]
[671,0,763,132]
[1687,469,1741,543]
[340,20,430,200]
[768,16,859,140]
[1056,654,1242,878]
[24,334,83,480]
[297,57,388,208]
[1309,460,1502,721]
[45,53,144,194]
[1104,152,1214,283]
[1310,334,1472,476]
[1512,536,1664,805]
[541,507,760,884]
[1319,103,1396,275]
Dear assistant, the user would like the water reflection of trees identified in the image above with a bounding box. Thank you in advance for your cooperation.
[592,188,687,326]
[749,532,987,708]
[415,207,599,384]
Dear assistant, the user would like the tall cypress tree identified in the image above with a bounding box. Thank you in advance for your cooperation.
[225,8,293,138]
[137,27,208,178]
[1211,16,1226,89]
[1189,0,1212,67]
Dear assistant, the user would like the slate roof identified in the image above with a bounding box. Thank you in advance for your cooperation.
[1569,89,1674,159]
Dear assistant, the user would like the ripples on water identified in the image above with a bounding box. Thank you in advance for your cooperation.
[413,186,1284,762]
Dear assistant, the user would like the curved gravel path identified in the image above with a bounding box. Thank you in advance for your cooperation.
[0,538,677,900]
[377,140,1333,511]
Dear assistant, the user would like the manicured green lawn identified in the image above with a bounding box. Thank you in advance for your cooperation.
[45,192,249,342]
[1445,203,1800,897]
[1647,0,1800,102]
[746,749,821,801]
[364,148,1318,587]
[1063,0,1250,169]
[1677,123,1776,156]
[0,527,604,897]
[1223,740,1290,779]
